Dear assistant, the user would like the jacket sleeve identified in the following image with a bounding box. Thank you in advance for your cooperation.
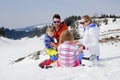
[84,27,99,49]
[44,36,53,49]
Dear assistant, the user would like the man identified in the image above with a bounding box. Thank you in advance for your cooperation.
[39,14,68,68]
[52,14,68,45]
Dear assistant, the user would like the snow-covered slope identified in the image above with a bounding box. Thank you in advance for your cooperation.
[0,18,120,80]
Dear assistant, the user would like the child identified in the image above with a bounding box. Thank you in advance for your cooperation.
[57,30,84,67]
[44,26,57,56]
[39,26,58,68]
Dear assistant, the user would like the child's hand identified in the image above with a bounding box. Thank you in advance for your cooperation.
[50,42,55,46]
[50,42,57,49]
[78,46,83,53]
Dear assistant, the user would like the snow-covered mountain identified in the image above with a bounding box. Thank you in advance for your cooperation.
[0,18,120,80]
[15,23,51,32]
[3,23,51,39]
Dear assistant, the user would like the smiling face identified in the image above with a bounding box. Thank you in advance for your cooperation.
[80,18,88,27]
[46,26,55,37]
[80,15,92,27]
[53,18,61,28]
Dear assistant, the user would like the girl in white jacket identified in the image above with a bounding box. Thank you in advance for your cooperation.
[79,15,100,61]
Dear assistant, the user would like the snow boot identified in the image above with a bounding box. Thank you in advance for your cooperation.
[39,59,52,69]
[39,64,44,68]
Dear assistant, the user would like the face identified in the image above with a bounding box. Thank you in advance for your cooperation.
[53,18,61,28]
[80,18,88,27]
[48,31,54,37]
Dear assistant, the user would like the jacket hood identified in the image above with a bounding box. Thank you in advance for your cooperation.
[88,23,96,28]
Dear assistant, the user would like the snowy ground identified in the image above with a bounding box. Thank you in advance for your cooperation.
[0,18,120,80]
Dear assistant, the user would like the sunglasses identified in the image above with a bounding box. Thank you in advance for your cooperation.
[53,20,60,23]
[80,21,87,24]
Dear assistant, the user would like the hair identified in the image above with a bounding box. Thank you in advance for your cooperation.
[53,14,61,19]
[59,30,74,44]
[82,15,92,23]
[46,26,55,34]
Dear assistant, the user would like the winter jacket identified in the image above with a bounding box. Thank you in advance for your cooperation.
[57,41,80,67]
[44,34,58,56]
[54,22,68,45]
[44,34,55,49]
[80,23,100,57]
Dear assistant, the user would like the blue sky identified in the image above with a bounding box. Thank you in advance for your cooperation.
[0,0,120,29]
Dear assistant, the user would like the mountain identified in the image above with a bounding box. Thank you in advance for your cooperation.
[15,23,51,32]
[3,23,51,39]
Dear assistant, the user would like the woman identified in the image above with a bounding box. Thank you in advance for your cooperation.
[79,15,100,61]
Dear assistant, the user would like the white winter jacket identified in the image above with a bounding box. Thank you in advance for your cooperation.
[80,23,100,57]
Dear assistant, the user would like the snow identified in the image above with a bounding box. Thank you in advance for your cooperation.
[0,18,120,80]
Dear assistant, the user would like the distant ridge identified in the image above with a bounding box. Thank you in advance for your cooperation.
[15,23,51,32]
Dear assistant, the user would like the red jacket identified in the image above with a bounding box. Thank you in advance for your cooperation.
[54,22,68,45]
